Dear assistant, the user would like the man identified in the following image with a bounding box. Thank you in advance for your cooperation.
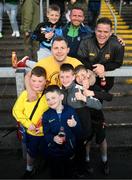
[78,17,124,92]
[25,36,82,101]
[77,17,124,175]
[63,6,93,58]
[20,0,40,60]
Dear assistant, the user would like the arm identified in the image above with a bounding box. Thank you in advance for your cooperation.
[12,91,33,129]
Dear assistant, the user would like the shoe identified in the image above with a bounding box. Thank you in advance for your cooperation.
[12,31,16,37]
[16,31,20,37]
[21,170,34,179]
[85,161,94,174]
[17,56,29,67]
[0,32,3,38]
[102,161,110,175]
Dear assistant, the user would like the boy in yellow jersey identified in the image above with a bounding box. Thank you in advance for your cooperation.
[12,66,48,178]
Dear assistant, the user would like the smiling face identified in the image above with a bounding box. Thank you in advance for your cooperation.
[30,75,46,92]
[51,40,69,64]
[59,70,75,88]
[45,91,63,110]
[47,10,60,24]
[95,23,112,48]
[70,9,84,27]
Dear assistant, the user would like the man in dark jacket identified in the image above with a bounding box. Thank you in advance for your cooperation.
[63,6,93,58]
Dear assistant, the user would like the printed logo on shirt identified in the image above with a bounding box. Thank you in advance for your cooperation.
[49,119,56,123]
[89,53,95,56]
[105,53,110,60]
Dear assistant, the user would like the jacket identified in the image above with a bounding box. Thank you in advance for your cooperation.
[62,82,102,109]
[42,105,82,158]
[32,21,63,49]
[63,22,93,58]
[77,34,124,91]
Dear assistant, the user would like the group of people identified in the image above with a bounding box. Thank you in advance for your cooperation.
[12,1,125,179]
[0,0,20,38]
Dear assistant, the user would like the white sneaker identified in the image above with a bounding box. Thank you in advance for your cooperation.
[0,32,3,38]
[12,31,16,37]
[15,31,20,37]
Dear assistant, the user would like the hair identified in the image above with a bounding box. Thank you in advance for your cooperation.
[75,65,96,86]
[45,85,62,95]
[71,6,84,14]
[96,17,112,29]
[52,36,69,47]
[31,66,47,78]
[60,63,74,73]
[48,4,60,13]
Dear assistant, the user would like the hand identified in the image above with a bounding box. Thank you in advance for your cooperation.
[92,64,105,77]
[27,89,38,102]
[83,89,94,97]
[117,36,125,46]
[67,115,77,127]
[53,135,64,144]
[28,123,36,131]
[45,31,54,40]
[75,88,86,102]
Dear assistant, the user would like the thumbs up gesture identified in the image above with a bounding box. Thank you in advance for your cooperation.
[67,115,77,127]
[75,88,86,102]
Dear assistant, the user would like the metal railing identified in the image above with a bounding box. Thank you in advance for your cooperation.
[105,0,118,34]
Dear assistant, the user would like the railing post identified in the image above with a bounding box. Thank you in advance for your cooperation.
[15,69,25,96]
[119,0,123,16]
[40,0,44,22]
[15,68,26,159]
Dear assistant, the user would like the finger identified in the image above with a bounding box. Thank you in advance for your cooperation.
[71,115,74,120]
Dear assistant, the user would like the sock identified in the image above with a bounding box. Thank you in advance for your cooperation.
[26,165,33,172]
[101,155,107,162]
[85,154,90,162]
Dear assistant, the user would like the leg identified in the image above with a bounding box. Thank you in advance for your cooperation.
[0,2,4,36]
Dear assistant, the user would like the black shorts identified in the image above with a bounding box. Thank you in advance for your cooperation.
[88,121,106,144]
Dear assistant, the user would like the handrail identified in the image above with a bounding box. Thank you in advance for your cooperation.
[119,0,123,16]
[105,1,117,34]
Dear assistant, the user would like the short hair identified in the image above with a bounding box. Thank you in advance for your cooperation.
[31,66,47,78]
[71,6,84,15]
[60,63,74,72]
[74,64,87,74]
[96,17,112,29]
[45,85,62,95]
[52,36,68,47]
[48,4,60,13]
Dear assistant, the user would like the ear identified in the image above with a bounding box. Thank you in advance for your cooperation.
[60,94,64,101]
[67,47,70,54]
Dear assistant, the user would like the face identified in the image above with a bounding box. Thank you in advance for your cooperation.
[51,40,69,63]
[60,71,75,88]
[47,10,60,24]
[95,23,112,48]
[30,75,46,92]
[70,9,84,27]
[45,91,63,110]
[75,69,90,88]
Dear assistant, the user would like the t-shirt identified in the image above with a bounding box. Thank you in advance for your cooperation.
[36,55,82,86]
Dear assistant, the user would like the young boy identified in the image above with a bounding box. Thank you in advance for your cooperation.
[75,64,113,175]
[12,66,49,179]
[32,4,63,60]
[59,63,102,176]
[42,85,82,179]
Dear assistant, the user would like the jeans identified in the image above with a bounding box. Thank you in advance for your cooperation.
[0,2,4,32]
[5,3,19,32]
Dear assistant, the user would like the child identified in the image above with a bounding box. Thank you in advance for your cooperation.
[32,4,63,60]
[12,66,49,179]
[59,63,102,176]
[75,64,113,175]
[42,85,82,178]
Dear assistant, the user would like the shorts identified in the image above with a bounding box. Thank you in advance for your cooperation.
[26,133,43,158]
[88,121,106,144]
